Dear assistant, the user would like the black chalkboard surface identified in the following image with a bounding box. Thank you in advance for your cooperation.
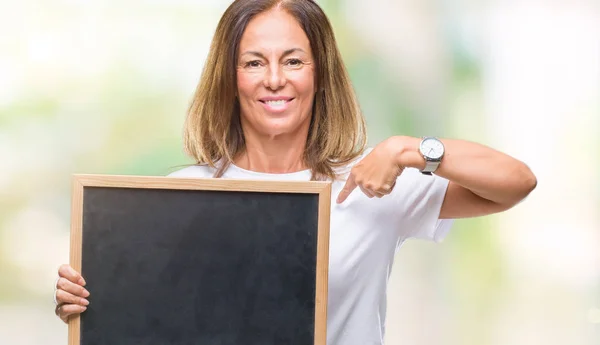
[68,174,331,345]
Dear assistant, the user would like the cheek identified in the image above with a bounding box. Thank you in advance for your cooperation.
[236,71,261,100]
[287,69,315,96]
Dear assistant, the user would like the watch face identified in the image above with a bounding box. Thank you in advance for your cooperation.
[420,138,444,159]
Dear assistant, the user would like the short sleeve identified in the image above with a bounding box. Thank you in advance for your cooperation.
[393,168,454,243]
[166,165,215,178]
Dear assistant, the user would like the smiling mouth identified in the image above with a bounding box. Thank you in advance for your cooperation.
[259,99,294,106]
[259,98,295,112]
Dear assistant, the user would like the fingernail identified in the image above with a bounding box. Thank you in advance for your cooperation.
[81,298,89,306]
[79,277,86,286]
[81,306,87,311]
[82,289,90,297]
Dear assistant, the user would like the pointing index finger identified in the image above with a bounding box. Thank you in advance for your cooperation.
[337,173,357,204]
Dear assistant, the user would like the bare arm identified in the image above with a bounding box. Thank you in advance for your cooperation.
[392,136,537,218]
[336,136,537,219]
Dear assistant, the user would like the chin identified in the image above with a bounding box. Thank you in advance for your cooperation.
[256,118,306,138]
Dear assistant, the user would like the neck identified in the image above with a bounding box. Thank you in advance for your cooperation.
[234,133,309,174]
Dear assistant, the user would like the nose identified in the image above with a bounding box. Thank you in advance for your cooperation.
[263,62,286,91]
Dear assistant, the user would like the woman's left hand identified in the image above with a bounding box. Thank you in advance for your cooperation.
[337,136,420,203]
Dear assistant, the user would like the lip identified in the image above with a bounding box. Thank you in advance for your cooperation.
[259,96,294,101]
[258,97,295,113]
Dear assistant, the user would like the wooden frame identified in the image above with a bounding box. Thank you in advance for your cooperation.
[68,173,331,345]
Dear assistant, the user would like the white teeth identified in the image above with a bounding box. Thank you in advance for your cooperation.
[266,100,286,106]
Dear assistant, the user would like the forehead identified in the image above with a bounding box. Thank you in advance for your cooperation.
[239,9,311,53]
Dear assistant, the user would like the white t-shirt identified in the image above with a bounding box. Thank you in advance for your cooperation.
[167,150,453,345]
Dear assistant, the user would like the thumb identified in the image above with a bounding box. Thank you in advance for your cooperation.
[337,174,357,204]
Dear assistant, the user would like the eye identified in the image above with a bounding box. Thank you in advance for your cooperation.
[244,60,262,68]
[286,58,303,67]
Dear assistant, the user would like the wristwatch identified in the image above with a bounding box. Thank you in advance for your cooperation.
[418,136,445,175]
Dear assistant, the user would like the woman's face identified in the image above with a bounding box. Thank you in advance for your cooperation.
[236,9,316,140]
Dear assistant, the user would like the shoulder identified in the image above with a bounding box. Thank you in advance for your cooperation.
[166,164,216,178]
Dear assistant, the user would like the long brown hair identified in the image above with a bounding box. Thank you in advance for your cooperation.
[183,0,367,181]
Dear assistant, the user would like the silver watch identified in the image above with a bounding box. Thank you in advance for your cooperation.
[419,137,444,175]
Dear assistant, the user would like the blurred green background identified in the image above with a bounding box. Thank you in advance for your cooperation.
[1,0,599,344]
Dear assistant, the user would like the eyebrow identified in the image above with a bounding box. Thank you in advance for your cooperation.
[240,48,306,59]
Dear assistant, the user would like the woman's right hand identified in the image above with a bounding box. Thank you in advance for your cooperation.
[54,264,90,323]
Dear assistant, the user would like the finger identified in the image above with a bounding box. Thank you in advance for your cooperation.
[388,178,397,190]
[58,304,87,322]
[337,174,357,204]
[378,179,397,195]
[373,191,385,198]
[376,184,393,196]
[58,264,86,286]
[358,185,375,198]
[56,289,90,307]
[361,182,390,198]
[381,184,392,193]
[56,277,90,298]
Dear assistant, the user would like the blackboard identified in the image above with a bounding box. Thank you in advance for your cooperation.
[68,174,331,345]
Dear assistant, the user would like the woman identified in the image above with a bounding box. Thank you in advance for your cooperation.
[53,1,537,344]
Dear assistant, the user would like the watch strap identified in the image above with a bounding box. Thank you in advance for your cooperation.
[421,160,440,175]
